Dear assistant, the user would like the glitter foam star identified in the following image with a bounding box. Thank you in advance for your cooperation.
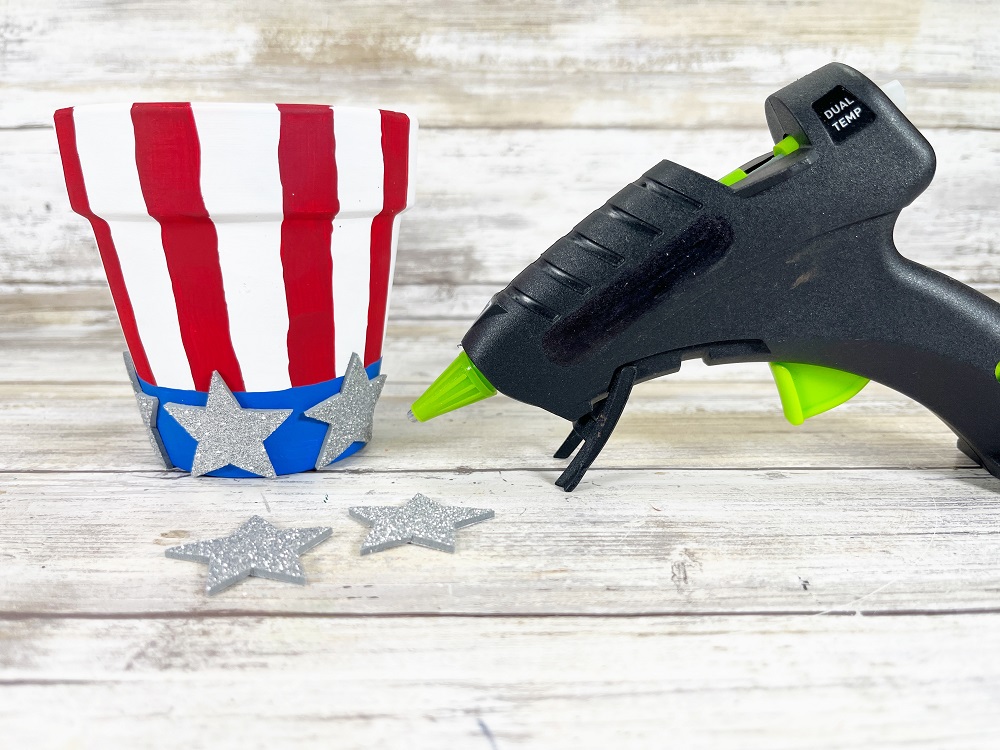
[166,515,332,595]
[304,352,386,469]
[164,372,292,478]
[123,351,173,469]
[349,493,495,554]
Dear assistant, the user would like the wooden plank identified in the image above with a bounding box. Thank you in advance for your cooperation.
[7,284,1000,383]
[1,468,998,615]
[0,282,977,473]
[2,5,997,743]
[0,377,974,473]
[0,0,997,129]
[4,127,999,289]
[0,287,979,473]
[1,615,999,749]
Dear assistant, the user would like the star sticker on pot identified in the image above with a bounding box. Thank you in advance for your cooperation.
[166,515,332,595]
[164,372,292,478]
[349,493,495,555]
[123,351,173,469]
[305,352,386,469]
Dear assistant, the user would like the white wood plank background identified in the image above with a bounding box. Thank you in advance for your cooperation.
[5,128,1000,289]
[0,0,997,129]
[1,1,1000,748]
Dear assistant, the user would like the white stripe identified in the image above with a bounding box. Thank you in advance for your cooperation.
[381,113,418,352]
[72,104,195,390]
[382,220,402,350]
[191,104,291,392]
[332,107,384,376]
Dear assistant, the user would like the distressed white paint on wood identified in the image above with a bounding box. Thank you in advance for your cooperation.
[2,3,999,744]
[0,0,997,129]
[4,128,999,289]
[9,282,1000,376]
[0,282,962,389]
[1,469,999,615]
[0,291,975,472]
[0,377,976,473]
[1,614,999,749]
[0,287,983,472]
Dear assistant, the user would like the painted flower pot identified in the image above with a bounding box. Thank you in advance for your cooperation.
[54,102,416,476]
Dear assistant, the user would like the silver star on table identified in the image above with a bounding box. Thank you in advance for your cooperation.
[123,351,173,469]
[305,352,386,470]
[349,493,495,554]
[164,372,292,478]
[166,515,332,595]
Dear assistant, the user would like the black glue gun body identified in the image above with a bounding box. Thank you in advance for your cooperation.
[448,63,1000,490]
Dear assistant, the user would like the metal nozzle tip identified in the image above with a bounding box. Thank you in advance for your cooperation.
[406,409,418,424]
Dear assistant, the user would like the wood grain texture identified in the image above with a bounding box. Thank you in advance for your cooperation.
[0,367,979,474]
[2,2,1000,746]
[0,0,997,129]
[1,615,999,749]
[2,468,999,616]
[4,127,999,290]
[0,290,980,473]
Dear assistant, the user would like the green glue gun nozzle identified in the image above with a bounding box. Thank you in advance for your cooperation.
[408,350,497,422]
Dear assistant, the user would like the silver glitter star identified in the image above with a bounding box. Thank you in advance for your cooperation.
[166,515,332,595]
[123,351,173,469]
[305,352,386,470]
[349,493,495,555]
[164,372,292,478]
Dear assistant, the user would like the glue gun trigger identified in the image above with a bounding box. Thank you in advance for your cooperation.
[553,364,638,492]
[553,416,588,460]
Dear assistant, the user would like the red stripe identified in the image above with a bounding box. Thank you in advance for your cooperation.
[130,103,244,392]
[54,108,157,385]
[277,104,338,386]
[364,111,410,366]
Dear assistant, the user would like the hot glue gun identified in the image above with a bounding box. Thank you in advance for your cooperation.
[409,63,1000,492]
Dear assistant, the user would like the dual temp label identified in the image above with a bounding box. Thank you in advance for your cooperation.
[811,85,877,143]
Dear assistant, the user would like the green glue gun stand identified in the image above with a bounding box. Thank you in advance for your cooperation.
[409,62,1000,492]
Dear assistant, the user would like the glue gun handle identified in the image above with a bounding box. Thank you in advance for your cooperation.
[773,221,1000,477]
